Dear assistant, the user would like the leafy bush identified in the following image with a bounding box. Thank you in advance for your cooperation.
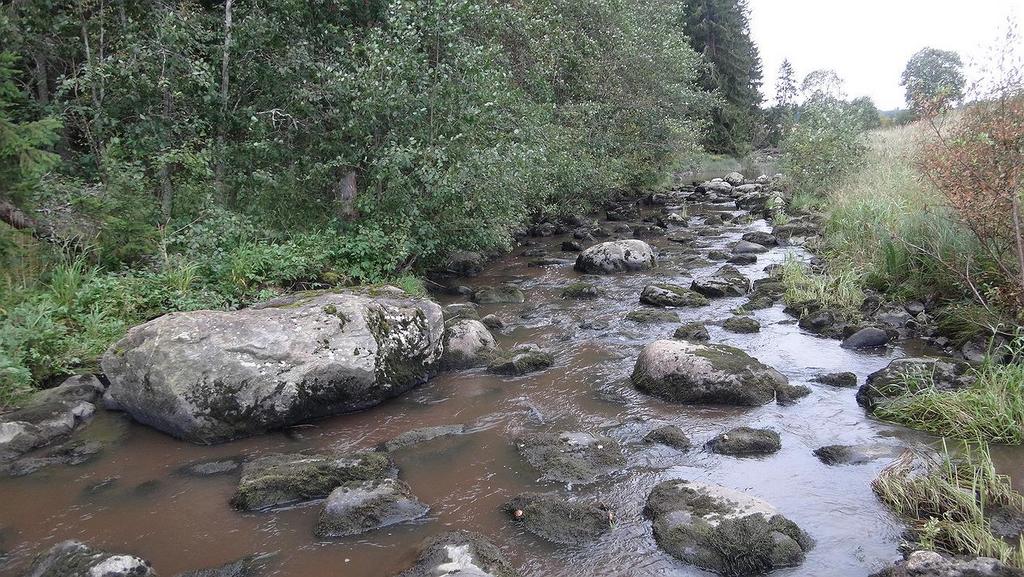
[780,97,868,203]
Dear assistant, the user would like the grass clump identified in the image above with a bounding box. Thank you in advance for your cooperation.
[873,336,1024,445]
[779,256,864,319]
[873,442,1024,567]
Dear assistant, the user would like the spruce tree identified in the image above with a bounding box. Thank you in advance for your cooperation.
[681,0,763,156]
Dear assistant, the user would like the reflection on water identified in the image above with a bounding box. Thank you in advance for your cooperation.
[0,200,1018,577]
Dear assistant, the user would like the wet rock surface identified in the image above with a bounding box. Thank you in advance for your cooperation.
[0,376,103,466]
[380,425,467,452]
[395,531,520,577]
[722,315,760,333]
[631,339,788,406]
[315,478,429,537]
[870,550,1023,577]
[487,345,554,376]
[230,451,393,511]
[707,427,781,456]
[639,284,709,308]
[814,443,904,465]
[573,239,656,274]
[514,431,624,484]
[645,479,812,576]
[643,425,692,449]
[673,322,710,342]
[813,371,858,388]
[691,265,750,298]
[101,289,445,443]
[24,540,153,577]
[842,327,890,349]
[504,493,611,545]
[473,285,526,304]
[857,357,972,411]
[442,319,497,369]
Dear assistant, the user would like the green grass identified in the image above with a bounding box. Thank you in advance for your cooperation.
[873,442,1024,566]
[873,336,1024,445]
[779,256,865,319]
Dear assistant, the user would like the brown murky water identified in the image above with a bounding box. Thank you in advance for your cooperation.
[2,199,1018,577]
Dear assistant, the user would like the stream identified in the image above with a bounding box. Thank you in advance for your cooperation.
[2,192,1020,577]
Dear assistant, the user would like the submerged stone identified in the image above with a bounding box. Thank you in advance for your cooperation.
[624,309,679,324]
[380,425,467,452]
[813,443,904,466]
[473,285,526,304]
[514,431,624,485]
[487,345,554,376]
[503,493,611,545]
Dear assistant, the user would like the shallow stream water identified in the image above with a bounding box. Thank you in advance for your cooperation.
[1,197,1020,577]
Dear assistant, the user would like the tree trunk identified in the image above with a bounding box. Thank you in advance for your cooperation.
[214,0,233,205]
[336,170,358,220]
[32,52,49,106]
[159,82,174,220]
[1012,188,1024,307]
[0,198,60,243]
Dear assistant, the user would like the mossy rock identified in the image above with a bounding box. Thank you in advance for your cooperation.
[639,285,710,308]
[379,425,467,452]
[706,427,781,456]
[230,451,393,511]
[561,283,602,300]
[396,531,520,577]
[645,480,812,576]
[487,345,554,376]
[503,493,612,545]
[643,425,692,450]
[314,478,428,537]
[22,541,153,577]
[722,316,760,333]
[514,431,624,485]
[775,382,811,405]
[673,322,710,342]
[812,371,857,388]
[625,309,679,324]
[472,285,526,304]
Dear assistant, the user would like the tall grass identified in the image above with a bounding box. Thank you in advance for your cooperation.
[872,336,1024,444]
[779,256,865,318]
[873,442,1024,566]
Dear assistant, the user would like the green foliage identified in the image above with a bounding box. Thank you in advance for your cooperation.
[873,336,1024,445]
[873,443,1024,566]
[848,96,882,130]
[780,96,867,198]
[779,256,864,319]
[681,0,763,155]
[901,47,966,111]
[0,49,61,201]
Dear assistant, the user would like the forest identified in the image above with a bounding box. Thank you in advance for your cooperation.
[2,1,1024,577]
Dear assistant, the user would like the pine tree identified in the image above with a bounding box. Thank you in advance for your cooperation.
[776,59,797,107]
[681,0,763,156]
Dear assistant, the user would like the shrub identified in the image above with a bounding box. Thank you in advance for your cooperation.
[780,97,867,202]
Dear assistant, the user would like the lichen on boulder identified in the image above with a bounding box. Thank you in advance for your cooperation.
[514,431,624,485]
[503,493,611,545]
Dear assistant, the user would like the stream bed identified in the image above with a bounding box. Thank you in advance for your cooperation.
[1,195,1016,577]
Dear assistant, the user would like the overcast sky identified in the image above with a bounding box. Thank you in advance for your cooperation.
[749,0,1024,110]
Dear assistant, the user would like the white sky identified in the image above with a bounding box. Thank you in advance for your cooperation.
[749,0,1024,110]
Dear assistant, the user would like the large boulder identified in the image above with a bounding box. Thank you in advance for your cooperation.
[645,480,812,576]
[314,478,428,537]
[691,266,750,298]
[230,451,393,511]
[639,284,709,308]
[24,540,153,577]
[395,531,520,577]
[574,240,656,274]
[514,431,624,484]
[723,172,745,186]
[856,357,972,411]
[504,493,612,545]
[631,340,787,406]
[870,550,1023,577]
[101,289,444,443]
[841,327,890,349]
[442,319,497,369]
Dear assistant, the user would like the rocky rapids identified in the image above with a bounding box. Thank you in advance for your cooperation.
[1,172,1021,577]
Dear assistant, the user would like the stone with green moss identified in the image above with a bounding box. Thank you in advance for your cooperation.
[632,339,787,406]
[723,316,760,333]
[442,319,497,370]
[706,427,781,456]
[645,480,812,576]
[396,531,520,577]
[315,477,428,537]
[22,540,153,577]
[514,431,624,485]
[640,284,709,308]
[625,309,679,324]
[673,323,710,342]
[561,282,602,300]
[691,265,750,298]
[503,493,611,545]
[230,451,393,511]
[487,345,554,376]
[472,285,526,304]
[643,425,692,450]
[574,239,657,274]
